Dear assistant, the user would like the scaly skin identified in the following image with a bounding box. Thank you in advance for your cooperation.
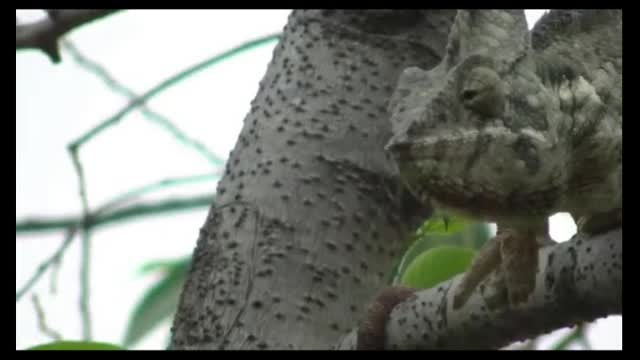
[358,9,621,349]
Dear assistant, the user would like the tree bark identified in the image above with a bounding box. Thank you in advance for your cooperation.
[169,10,456,349]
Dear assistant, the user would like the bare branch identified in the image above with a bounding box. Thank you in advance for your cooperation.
[16,10,119,63]
[68,142,93,340]
[337,228,621,349]
[16,193,215,235]
[32,294,63,341]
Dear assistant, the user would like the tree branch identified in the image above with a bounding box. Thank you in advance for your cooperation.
[32,294,63,340]
[16,10,119,63]
[336,228,622,349]
[16,193,215,235]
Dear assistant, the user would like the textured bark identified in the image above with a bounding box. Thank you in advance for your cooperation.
[336,228,621,349]
[169,10,456,349]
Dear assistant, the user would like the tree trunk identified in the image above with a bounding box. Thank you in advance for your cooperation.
[169,10,456,349]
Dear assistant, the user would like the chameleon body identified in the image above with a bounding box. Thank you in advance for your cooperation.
[358,9,621,349]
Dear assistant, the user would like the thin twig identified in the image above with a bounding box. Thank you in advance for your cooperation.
[97,173,219,213]
[79,229,92,341]
[16,227,77,301]
[68,32,281,150]
[60,39,224,167]
[32,294,63,341]
[17,173,217,235]
[69,148,92,341]
[16,10,119,63]
[49,255,61,295]
[17,193,216,235]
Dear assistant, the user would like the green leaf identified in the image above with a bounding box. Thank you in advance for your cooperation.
[27,341,124,350]
[391,215,491,284]
[400,246,476,289]
[122,257,190,347]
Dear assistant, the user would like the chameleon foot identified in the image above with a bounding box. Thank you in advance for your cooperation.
[452,232,502,310]
[357,286,416,350]
[453,223,544,309]
[500,227,539,306]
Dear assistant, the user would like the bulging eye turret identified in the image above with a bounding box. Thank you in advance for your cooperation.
[460,66,506,118]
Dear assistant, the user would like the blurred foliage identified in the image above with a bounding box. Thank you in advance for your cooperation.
[122,257,191,347]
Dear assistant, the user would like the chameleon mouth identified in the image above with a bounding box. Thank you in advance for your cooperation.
[387,125,549,164]
[386,123,560,208]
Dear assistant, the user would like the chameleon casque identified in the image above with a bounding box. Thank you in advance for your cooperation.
[357,9,621,349]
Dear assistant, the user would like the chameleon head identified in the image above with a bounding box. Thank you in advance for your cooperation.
[381,10,623,219]
[385,55,569,219]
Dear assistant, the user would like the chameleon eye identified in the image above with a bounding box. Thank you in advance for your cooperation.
[461,89,478,101]
[460,66,505,118]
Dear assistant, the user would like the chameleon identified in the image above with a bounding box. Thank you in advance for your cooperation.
[357,9,621,349]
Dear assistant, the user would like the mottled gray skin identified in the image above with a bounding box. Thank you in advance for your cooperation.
[385,10,621,309]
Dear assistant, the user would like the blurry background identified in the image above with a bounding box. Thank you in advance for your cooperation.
[16,10,621,350]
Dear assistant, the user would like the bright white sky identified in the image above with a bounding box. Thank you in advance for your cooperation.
[16,10,621,350]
